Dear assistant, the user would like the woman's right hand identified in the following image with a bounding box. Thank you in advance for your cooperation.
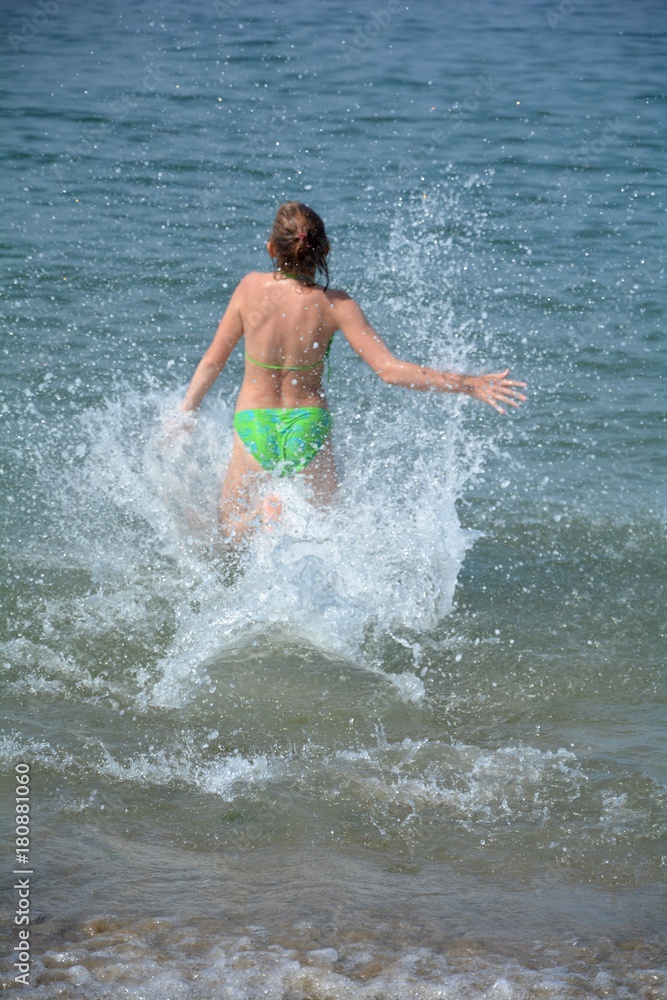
[159,409,197,447]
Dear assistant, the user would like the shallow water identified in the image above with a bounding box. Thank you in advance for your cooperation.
[1,0,666,996]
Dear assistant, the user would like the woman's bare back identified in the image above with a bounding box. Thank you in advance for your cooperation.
[234,271,340,411]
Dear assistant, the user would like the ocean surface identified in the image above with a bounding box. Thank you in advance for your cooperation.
[1,0,666,996]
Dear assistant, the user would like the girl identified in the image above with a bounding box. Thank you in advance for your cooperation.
[180,201,526,541]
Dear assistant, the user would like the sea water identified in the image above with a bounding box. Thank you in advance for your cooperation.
[1,0,666,996]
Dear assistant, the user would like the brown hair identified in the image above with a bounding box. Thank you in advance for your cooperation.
[269,201,330,288]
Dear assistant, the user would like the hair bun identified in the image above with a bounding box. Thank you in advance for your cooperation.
[270,202,330,288]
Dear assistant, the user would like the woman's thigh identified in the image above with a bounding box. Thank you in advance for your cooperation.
[220,426,337,531]
[301,436,339,506]
[219,432,269,514]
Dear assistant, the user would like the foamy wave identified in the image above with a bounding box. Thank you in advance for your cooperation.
[97,745,277,801]
[305,739,582,833]
[0,734,77,771]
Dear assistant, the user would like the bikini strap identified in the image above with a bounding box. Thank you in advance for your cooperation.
[245,334,334,377]
[244,352,322,372]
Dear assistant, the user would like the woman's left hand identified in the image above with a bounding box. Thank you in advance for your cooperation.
[465,369,528,413]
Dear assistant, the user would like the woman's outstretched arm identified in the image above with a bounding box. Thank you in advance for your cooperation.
[180,282,245,412]
[331,292,527,414]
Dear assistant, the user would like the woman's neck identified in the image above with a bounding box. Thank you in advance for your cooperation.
[276,268,316,284]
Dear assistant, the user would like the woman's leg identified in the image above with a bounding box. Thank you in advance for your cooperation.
[301,437,339,507]
[219,426,338,545]
[218,431,270,543]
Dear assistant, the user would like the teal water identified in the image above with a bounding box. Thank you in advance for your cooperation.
[1,0,666,996]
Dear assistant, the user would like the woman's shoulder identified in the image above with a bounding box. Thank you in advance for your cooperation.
[228,271,272,298]
[323,285,352,302]
[322,286,356,314]
[237,270,270,285]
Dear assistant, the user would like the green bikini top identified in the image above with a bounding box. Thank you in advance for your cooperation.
[244,337,333,373]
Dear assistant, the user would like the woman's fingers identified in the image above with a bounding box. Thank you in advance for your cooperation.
[475,371,528,412]
[497,388,527,403]
[491,373,528,401]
